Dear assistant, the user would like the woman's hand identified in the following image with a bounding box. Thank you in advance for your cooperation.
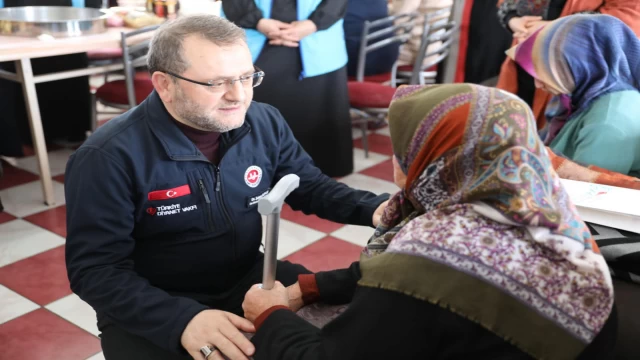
[257,18,292,38]
[268,20,317,47]
[242,282,289,323]
[508,16,542,34]
[524,19,551,33]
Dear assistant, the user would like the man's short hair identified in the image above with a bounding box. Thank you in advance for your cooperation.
[147,14,246,76]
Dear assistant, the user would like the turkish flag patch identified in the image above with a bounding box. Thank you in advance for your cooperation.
[148,184,191,201]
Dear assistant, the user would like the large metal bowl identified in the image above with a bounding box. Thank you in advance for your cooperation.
[0,6,108,38]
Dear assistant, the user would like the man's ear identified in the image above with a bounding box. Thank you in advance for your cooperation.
[151,71,174,103]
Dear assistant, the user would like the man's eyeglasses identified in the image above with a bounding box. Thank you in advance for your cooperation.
[163,66,265,92]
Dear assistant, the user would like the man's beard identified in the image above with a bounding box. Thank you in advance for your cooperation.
[173,87,245,132]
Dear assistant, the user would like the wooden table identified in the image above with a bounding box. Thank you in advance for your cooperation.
[0,27,151,205]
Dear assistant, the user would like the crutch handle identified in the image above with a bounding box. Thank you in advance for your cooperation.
[258,174,300,216]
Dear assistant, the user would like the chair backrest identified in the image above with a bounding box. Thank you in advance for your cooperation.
[409,8,458,85]
[355,12,419,82]
[120,25,160,108]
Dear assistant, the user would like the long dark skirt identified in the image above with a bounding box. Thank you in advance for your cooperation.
[253,44,354,178]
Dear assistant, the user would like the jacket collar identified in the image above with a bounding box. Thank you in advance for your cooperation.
[144,91,251,162]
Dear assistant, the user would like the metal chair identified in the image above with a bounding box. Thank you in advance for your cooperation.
[395,9,458,86]
[348,12,418,157]
[90,25,159,134]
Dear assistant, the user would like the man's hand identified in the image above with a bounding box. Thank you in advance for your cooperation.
[372,200,389,227]
[508,16,542,35]
[287,282,305,312]
[268,20,317,47]
[257,18,292,38]
[243,281,289,323]
[181,310,255,360]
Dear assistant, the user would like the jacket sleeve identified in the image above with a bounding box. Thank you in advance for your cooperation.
[65,147,208,355]
[302,262,362,305]
[270,106,390,228]
[308,0,348,31]
[249,286,431,360]
[222,0,263,29]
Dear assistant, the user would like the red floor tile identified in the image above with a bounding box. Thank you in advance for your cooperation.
[53,174,65,184]
[0,161,39,190]
[0,309,101,360]
[359,158,395,183]
[0,246,72,306]
[24,205,67,238]
[284,236,363,272]
[281,204,344,234]
[0,211,17,225]
[353,133,394,156]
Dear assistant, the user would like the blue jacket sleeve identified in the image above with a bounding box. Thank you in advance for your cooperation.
[64,147,208,354]
[269,106,389,227]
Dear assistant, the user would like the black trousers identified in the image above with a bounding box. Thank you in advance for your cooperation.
[100,259,311,360]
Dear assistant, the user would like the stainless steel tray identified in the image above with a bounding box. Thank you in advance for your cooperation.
[0,6,108,38]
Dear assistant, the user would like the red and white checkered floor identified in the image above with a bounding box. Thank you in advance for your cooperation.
[0,126,397,360]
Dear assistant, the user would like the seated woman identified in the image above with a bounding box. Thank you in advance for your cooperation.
[506,14,640,177]
[242,84,617,360]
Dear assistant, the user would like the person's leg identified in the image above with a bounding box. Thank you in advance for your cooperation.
[100,325,192,360]
[221,256,312,316]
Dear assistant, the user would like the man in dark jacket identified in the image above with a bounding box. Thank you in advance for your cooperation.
[65,14,388,360]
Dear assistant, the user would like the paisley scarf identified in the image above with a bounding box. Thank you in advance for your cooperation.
[359,84,613,359]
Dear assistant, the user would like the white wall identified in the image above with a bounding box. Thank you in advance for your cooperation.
[179,0,221,16]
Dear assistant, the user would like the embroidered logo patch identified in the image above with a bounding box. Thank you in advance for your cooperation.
[147,207,157,216]
[244,166,262,188]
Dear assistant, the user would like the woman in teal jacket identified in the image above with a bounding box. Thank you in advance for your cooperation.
[223,0,353,178]
[507,14,640,177]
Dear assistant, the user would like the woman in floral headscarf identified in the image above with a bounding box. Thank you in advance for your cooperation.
[506,14,640,177]
[242,84,617,360]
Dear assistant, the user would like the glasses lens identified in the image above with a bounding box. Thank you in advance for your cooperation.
[252,72,264,88]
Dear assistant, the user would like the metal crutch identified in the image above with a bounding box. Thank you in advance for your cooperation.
[258,174,300,290]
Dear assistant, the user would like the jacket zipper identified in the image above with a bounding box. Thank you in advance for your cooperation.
[213,165,236,260]
[197,179,215,232]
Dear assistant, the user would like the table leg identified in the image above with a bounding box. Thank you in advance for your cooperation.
[15,58,56,206]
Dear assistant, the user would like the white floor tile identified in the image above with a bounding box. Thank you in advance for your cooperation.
[0,220,65,267]
[46,294,99,336]
[375,126,391,137]
[86,352,105,360]
[13,148,75,177]
[351,127,364,140]
[260,218,326,259]
[338,173,399,196]
[0,180,66,218]
[331,225,375,247]
[353,148,390,173]
[0,285,40,325]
